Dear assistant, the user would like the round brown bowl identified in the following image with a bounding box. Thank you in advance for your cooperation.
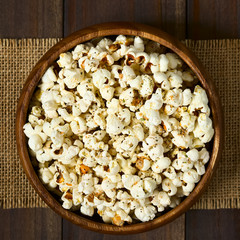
[16,22,223,234]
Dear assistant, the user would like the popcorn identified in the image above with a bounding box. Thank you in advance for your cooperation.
[171,130,192,149]
[24,35,214,225]
[134,36,145,52]
[135,153,151,171]
[182,169,200,184]
[182,182,195,195]
[151,190,171,211]
[180,112,196,133]
[119,88,143,111]
[182,71,194,82]
[40,66,57,91]
[92,69,112,89]
[100,85,115,101]
[188,85,210,116]
[167,72,183,89]
[142,135,164,160]
[186,149,199,162]
[166,53,182,69]
[135,205,157,222]
[28,134,43,152]
[182,89,192,106]
[153,72,167,84]
[145,89,163,110]
[143,177,157,194]
[139,75,154,97]
[193,113,214,143]
[162,178,177,196]
[81,204,94,217]
[152,157,171,173]
[78,174,95,195]
[159,54,169,72]
[57,52,74,69]
[163,166,177,180]
[106,114,125,135]
[102,177,116,192]
[70,117,87,135]
[164,89,183,107]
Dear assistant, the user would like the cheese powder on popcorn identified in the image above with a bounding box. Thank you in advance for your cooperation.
[24,35,214,226]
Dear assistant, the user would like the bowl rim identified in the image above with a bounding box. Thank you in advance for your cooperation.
[16,22,224,235]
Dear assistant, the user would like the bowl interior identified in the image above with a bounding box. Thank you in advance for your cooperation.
[16,22,223,234]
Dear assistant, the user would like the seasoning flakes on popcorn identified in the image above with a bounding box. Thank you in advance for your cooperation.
[24,35,214,226]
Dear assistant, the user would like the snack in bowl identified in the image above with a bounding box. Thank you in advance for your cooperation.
[23,35,214,226]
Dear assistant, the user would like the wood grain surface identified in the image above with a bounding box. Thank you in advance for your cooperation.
[63,214,185,240]
[1,0,240,239]
[0,208,62,240]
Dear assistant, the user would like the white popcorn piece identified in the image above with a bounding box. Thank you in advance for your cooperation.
[188,85,210,116]
[182,71,194,82]
[182,182,195,195]
[194,161,206,175]
[166,53,182,69]
[50,129,64,148]
[193,113,214,143]
[40,66,57,91]
[57,52,74,69]
[151,157,171,173]
[97,38,113,50]
[128,76,142,90]
[102,177,116,191]
[139,75,154,97]
[159,54,169,72]
[142,135,164,160]
[172,172,183,187]
[92,69,112,89]
[164,89,183,107]
[162,178,177,196]
[135,153,151,171]
[106,114,125,135]
[134,36,145,52]
[164,104,177,115]
[182,89,192,106]
[144,89,163,111]
[63,68,84,89]
[163,166,177,180]
[149,53,160,73]
[100,85,115,101]
[70,117,87,135]
[72,44,91,60]
[153,72,167,84]
[143,177,157,194]
[171,130,192,149]
[28,134,43,152]
[199,148,210,164]
[186,149,199,162]
[182,169,200,184]
[78,174,95,195]
[81,204,94,217]
[72,187,83,206]
[167,72,183,89]
[180,112,196,133]
[134,205,157,222]
[151,190,171,211]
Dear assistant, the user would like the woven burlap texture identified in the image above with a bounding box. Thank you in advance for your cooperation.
[0,39,239,209]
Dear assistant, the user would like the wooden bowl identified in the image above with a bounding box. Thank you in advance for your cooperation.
[16,22,223,234]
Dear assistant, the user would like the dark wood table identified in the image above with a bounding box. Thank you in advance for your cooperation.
[1,1,239,239]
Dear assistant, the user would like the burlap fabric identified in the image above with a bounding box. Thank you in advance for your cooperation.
[0,39,239,209]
